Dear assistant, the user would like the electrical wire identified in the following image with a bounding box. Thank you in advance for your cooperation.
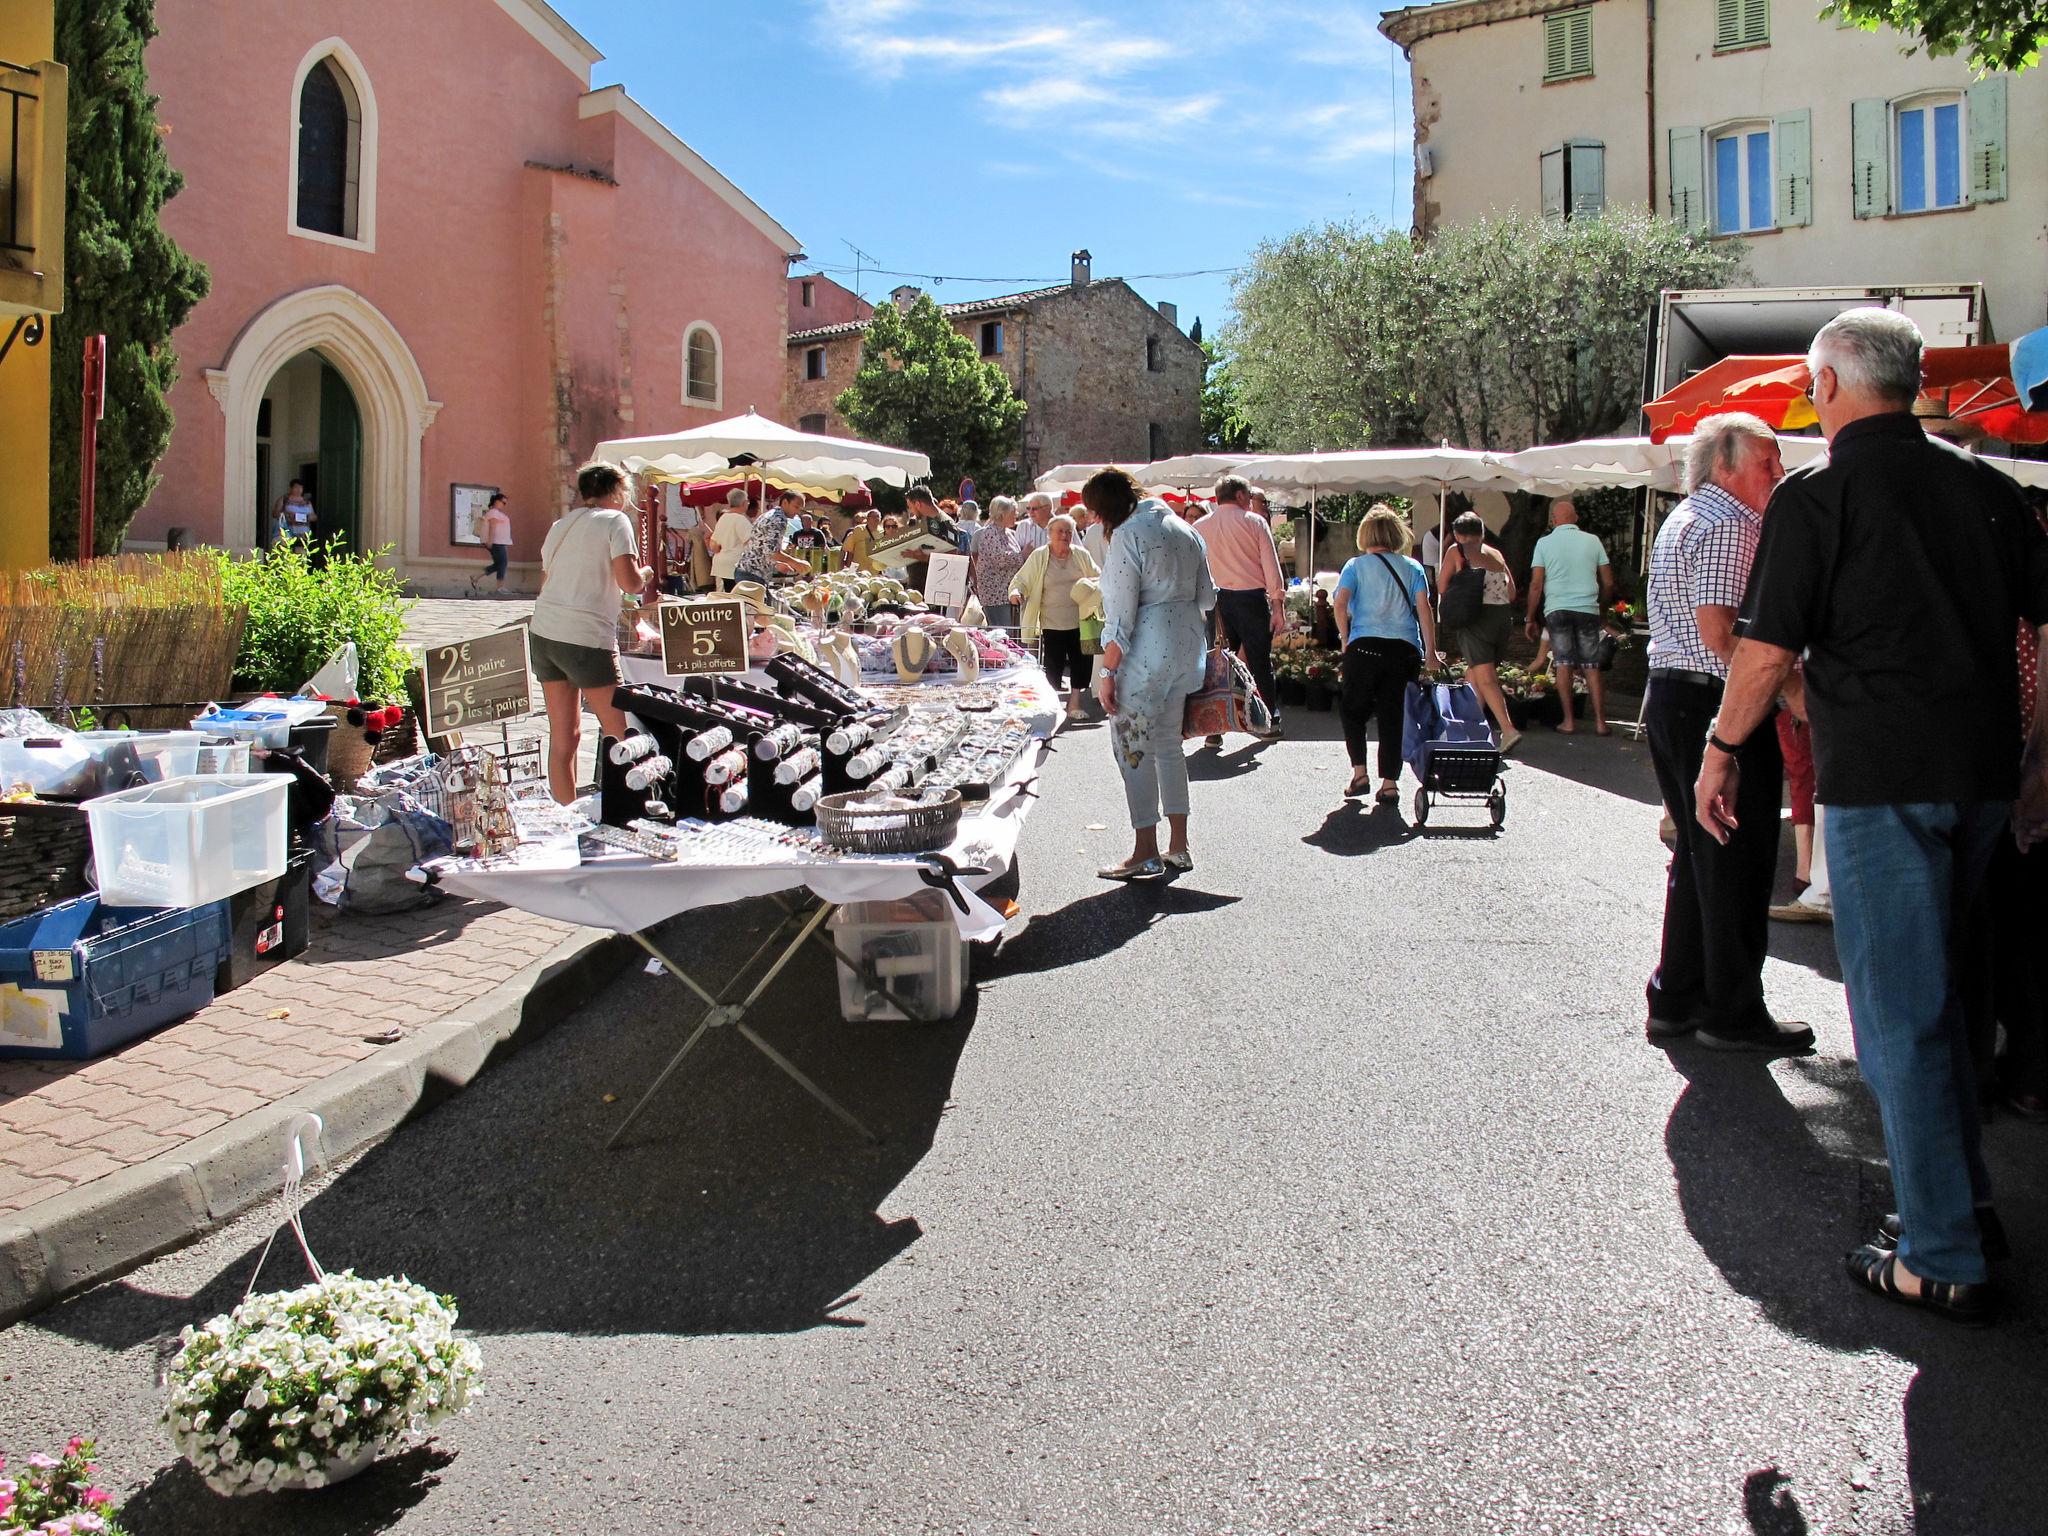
[801,260,1246,288]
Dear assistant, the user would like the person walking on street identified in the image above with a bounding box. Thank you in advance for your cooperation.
[1698,308,2048,1324]
[470,492,514,595]
[710,488,753,592]
[1195,474,1287,743]
[1010,513,1101,720]
[1087,468,1214,880]
[1333,505,1444,804]
[1436,510,1521,753]
[529,461,653,806]
[1525,499,1615,735]
[271,479,318,547]
[970,497,1029,629]
[1642,412,1810,1054]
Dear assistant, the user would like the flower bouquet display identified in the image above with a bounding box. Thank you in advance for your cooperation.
[1,1436,127,1533]
[163,1116,482,1495]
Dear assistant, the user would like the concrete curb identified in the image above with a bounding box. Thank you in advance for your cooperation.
[0,925,636,1329]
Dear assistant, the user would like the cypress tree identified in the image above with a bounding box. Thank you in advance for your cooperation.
[48,0,208,558]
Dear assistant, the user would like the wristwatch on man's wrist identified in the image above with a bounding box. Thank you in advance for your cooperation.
[1705,720,1743,756]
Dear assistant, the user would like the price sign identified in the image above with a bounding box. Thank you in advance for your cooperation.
[421,628,532,736]
[659,598,748,676]
[923,551,970,611]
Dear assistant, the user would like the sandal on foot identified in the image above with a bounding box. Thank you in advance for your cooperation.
[1374,785,1400,804]
[1162,850,1193,873]
[1344,776,1372,799]
[1097,856,1164,882]
[1875,1207,2011,1262]
[1844,1242,1994,1326]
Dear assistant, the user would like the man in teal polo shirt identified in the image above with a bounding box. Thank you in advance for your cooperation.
[1525,498,1616,734]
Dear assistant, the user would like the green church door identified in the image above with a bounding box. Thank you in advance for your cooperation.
[317,362,362,552]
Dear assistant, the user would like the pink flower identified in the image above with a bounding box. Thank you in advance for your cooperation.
[79,1492,109,1509]
[70,1518,104,1535]
[24,1456,55,1471]
[61,1440,83,1458]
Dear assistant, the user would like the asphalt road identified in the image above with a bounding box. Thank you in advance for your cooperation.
[4,709,2044,1534]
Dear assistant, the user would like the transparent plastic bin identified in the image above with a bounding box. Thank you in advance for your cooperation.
[829,889,967,1022]
[77,729,205,784]
[190,695,328,750]
[194,740,252,775]
[0,736,95,798]
[85,774,289,907]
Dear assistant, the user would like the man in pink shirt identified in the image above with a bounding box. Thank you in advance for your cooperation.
[1195,474,1287,740]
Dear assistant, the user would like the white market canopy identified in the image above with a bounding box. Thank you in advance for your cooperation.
[1499,434,1829,496]
[594,411,931,493]
[1136,452,1282,489]
[1249,447,1532,497]
[1032,462,1144,492]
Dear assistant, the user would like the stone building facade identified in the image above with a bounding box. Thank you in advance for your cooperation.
[135,0,800,587]
[786,259,1204,480]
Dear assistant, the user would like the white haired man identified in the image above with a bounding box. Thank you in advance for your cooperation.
[1699,308,2048,1324]
[1017,491,1055,555]
[1642,412,1809,1055]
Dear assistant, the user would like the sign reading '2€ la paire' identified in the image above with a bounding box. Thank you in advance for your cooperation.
[659,598,749,676]
[420,628,533,735]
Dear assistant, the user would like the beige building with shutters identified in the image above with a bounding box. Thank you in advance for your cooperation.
[1381,0,2047,338]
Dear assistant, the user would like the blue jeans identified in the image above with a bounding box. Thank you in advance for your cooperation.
[1829,801,2007,1284]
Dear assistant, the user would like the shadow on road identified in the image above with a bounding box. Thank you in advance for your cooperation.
[981,883,1243,981]
[1187,738,1272,782]
[1511,725,1664,808]
[1663,1049,2048,1535]
[120,1445,455,1536]
[1301,801,1420,856]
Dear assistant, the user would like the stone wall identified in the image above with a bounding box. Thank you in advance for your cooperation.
[784,332,864,433]
[1012,281,1202,479]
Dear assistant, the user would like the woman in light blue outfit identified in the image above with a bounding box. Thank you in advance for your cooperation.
[1084,468,1216,881]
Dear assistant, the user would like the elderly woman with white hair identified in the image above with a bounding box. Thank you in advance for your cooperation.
[709,485,754,593]
[1010,512,1101,719]
[969,496,1028,629]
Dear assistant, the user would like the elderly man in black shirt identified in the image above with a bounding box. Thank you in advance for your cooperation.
[1697,308,2048,1325]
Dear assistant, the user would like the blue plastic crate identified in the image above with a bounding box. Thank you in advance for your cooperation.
[0,895,232,1060]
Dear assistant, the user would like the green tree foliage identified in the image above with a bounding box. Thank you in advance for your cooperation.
[1823,0,2043,74]
[836,295,1029,496]
[1222,210,1744,454]
[48,0,210,558]
[1200,338,1259,453]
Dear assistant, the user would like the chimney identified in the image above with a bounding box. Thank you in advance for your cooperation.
[1158,300,1177,328]
[1070,249,1092,288]
[890,284,923,311]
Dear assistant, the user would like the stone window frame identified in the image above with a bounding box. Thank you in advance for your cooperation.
[684,322,723,407]
[287,38,378,253]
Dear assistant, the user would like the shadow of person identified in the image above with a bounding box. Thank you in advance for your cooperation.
[979,883,1242,982]
[1187,739,1271,782]
[36,912,977,1346]
[1663,1049,2048,1533]
[119,1445,455,1536]
[1300,801,1420,857]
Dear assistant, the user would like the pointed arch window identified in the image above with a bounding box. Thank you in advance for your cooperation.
[288,41,377,250]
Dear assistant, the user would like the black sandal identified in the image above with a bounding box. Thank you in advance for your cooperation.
[1875,1207,2010,1262]
[1844,1242,1994,1326]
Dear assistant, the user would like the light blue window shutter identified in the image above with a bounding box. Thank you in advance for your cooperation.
[1540,147,1565,219]
[1569,140,1606,216]
[1966,75,2007,203]
[1668,127,1706,231]
[1774,110,1812,226]
[1850,99,1890,218]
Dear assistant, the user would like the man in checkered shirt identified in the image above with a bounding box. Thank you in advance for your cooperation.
[1642,412,1812,1053]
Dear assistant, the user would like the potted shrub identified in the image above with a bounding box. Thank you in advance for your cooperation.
[1302,655,1338,711]
[165,1271,483,1494]
[0,1436,128,1532]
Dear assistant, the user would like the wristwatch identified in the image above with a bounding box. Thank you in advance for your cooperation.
[1705,721,1743,755]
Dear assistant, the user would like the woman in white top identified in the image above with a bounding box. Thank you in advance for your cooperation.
[709,487,755,592]
[529,460,653,804]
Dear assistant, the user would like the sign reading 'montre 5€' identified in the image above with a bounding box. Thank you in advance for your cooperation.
[659,598,749,677]
[421,628,533,735]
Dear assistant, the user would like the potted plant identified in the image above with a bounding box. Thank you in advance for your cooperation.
[1301,653,1338,711]
[0,1436,128,1533]
[165,1271,483,1494]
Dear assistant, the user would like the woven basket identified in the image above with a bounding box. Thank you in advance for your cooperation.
[0,801,94,921]
[816,787,962,855]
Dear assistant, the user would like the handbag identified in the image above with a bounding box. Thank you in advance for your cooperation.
[1079,614,1104,655]
[1437,551,1486,630]
[1182,648,1274,740]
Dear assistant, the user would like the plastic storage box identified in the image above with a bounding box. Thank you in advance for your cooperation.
[216,849,313,992]
[829,890,968,1022]
[77,729,205,785]
[0,895,231,1059]
[85,773,289,907]
[0,736,98,798]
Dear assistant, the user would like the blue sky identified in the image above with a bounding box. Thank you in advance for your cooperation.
[560,0,1414,337]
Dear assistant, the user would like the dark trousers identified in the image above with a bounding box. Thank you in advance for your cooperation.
[1340,638,1419,780]
[1644,674,1784,1031]
[1215,589,1278,718]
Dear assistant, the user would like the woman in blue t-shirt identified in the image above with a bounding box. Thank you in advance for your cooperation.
[1332,505,1444,803]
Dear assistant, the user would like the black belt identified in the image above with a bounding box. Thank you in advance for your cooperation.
[1649,668,1725,691]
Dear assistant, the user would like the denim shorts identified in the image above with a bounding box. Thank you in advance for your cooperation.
[1545,610,1605,669]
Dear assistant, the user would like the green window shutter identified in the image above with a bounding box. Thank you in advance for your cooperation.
[1544,9,1593,81]
[1569,140,1606,217]
[1716,0,1741,46]
[1668,127,1706,231]
[1567,9,1593,75]
[1540,146,1566,218]
[1851,98,1890,218]
[1966,76,2007,202]
[1718,0,1769,48]
[1744,0,1770,44]
[1774,110,1812,226]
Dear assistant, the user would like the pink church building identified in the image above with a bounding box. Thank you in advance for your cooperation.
[137,0,802,587]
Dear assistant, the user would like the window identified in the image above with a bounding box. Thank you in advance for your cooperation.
[801,280,816,308]
[1895,93,1965,212]
[805,346,827,381]
[1539,140,1605,219]
[1710,122,1773,233]
[1543,9,1593,83]
[684,324,721,405]
[799,413,827,434]
[1146,335,1162,372]
[980,320,1003,357]
[1854,79,2005,219]
[1148,422,1165,460]
[296,59,361,239]
[1714,0,1769,51]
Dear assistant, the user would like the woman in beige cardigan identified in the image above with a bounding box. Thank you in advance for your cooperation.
[1009,513,1101,720]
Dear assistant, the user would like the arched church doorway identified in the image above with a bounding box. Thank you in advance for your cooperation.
[254,350,361,550]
